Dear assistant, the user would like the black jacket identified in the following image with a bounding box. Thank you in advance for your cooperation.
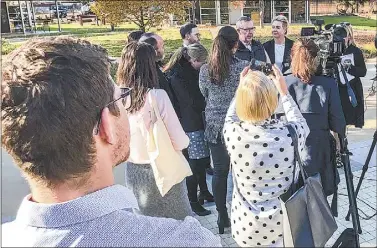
[337,44,367,128]
[234,40,267,62]
[263,37,294,74]
[167,59,205,132]
[156,62,180,118]
[276,75,346,195]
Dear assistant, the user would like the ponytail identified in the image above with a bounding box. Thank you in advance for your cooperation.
[163,47,188,72]
[208,35,233,85]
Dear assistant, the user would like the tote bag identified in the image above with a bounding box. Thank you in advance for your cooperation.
[146,90,192,197]
[280,124,337,247]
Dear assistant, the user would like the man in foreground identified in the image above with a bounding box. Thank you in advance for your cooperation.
[1,37,221,247]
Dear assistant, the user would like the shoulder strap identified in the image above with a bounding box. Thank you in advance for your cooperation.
[148,90,162,120]
[287,124,308,182]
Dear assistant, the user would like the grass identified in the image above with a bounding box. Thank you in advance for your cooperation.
[2,20,376,59]
[48,22,139,34]
[311,15,377,29]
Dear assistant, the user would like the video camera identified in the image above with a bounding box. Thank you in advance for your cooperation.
[301,19,349,76]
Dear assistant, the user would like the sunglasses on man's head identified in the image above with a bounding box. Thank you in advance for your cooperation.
[94,87,132,135]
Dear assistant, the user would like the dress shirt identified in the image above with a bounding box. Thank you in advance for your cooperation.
[2,185,221,247]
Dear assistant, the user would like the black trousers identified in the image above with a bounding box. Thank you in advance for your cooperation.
[208,138,230,213]
[183,149,210,202]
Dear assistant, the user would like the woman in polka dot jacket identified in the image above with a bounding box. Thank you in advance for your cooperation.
[223,66,310,247]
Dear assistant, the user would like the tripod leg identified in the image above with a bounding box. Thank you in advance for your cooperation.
[342,153,361,246]
[346,133,377,222]
[338,136,361,247]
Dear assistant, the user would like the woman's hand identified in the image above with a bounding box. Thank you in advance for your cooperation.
[240,66,250,83]
[269,65,288,96]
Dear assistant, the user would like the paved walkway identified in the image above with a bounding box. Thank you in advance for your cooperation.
[193,138,377,247]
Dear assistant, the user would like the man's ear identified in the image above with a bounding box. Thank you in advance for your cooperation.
[185,33,191,40]
[99,107,115,145]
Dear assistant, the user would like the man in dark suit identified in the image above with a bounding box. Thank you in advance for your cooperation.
[139,33,180,116]
[263,15,294,75]
[234,16,268,62]
[180,23,200,47]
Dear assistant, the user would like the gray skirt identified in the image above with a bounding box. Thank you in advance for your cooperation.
[125,162,192,220]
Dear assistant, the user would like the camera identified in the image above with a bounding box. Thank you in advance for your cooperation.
[301,19,349,76]
[250,59,274,76]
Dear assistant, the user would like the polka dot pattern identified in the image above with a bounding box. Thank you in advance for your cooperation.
[223,117,308,247]
[186,130,210,159]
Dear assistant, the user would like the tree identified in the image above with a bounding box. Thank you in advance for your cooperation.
[229,0,265,27]
[337,0,369,14]
[91,0,191,32]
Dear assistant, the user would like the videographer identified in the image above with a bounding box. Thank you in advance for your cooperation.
[277,38,346,196]
[338,24,367,128]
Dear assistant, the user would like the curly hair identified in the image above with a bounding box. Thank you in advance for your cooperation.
[1,36,114,186]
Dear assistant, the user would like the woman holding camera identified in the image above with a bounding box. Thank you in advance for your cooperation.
[278,38,346,196]
[338,24,367,128]
[224,66,309,247]
[164,44,214,216]
[199,26,249,233]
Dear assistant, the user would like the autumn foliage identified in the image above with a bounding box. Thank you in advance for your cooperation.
[91,0,191,32]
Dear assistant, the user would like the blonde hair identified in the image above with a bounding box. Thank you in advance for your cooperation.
[163,43,208,72]
[344,24,356,46]
[235,70,278,123]
[272,15,289,35]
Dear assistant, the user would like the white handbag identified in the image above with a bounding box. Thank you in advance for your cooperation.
[146,90,192,196]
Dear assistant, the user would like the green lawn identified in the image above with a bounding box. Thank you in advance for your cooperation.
[48,22,139,34]
[311,15,377,29]
[2,20,376,59]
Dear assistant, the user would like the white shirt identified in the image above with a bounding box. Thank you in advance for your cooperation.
[274,43,285,71]
[241,41,252,51]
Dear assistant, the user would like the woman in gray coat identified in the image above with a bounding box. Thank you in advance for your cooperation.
[276,38,346,196]
[199,26,249,233]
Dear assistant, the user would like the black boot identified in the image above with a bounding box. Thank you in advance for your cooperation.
[190,202,211,216]
[217,210,230,234]
[198,190,214,205]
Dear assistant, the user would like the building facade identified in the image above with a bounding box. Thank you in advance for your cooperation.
[187,0,310,25]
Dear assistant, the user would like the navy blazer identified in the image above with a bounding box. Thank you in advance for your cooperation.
[263,37,294,74]
[235,40,267,62]
[275,75,346,195]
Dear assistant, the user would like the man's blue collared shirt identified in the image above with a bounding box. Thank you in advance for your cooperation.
[2,185,221,247]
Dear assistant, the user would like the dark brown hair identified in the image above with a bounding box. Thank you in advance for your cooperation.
[208,26,239,85]
[291,38,319,83]
[116,41,158,113]
[1,36,115,186]
[127,30,144,43]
